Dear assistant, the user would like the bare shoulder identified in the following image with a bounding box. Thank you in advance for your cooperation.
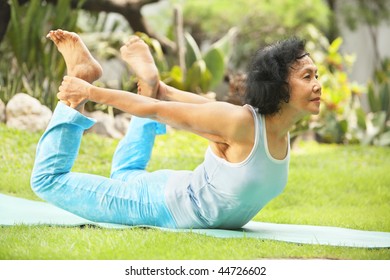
[220,103,255,145]
[155,100,254,148]
[230,103,255,128]
[209,104,256,163]
[211,101,254,122]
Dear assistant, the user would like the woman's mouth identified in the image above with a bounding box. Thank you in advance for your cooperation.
[310,97,321,103]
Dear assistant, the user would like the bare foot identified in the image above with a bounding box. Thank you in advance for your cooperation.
[47,29,103,112]
[120,36,159,98]
[47,29,102,83]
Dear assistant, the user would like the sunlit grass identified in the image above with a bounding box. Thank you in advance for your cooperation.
[0,123,389,259]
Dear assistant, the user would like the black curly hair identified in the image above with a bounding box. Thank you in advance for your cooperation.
[245,37,308,115]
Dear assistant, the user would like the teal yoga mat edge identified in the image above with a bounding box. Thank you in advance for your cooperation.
[1,194,390,248]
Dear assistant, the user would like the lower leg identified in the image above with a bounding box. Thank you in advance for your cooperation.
[30,104,175,227]
[33,170,176,227]
[110,116,166,181]
[31,102,96,187]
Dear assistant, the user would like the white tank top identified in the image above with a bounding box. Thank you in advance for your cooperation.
[165,105,290,229]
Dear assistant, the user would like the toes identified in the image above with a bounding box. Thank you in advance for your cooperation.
[46,29,63,44]
[56,29,65,41]
[69,32,80,43]
[46,30,52,39]
[46,30,56,39]
[126,35,142,46]
[58,29,72,39]
[46,30,60,44]
[59,29,80,43]
[46,29,80,45]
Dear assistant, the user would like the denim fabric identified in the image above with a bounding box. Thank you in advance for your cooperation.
[31,102,177,228]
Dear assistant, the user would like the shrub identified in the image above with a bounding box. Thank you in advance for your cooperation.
[0,0,82,110]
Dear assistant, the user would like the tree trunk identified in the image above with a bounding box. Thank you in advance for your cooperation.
[0,0,11,43]
[325,0,340,42]
[174,5,185,75]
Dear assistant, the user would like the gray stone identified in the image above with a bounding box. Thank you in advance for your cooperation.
[6,93,52,132]
[85,110,123,139]
[114,113,132,136]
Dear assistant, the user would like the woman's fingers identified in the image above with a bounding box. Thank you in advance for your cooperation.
[57,76,89,107]
[56,75,95,111]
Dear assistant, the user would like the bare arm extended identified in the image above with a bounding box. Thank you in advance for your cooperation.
[57,76,254,151]
[157,81,214,104]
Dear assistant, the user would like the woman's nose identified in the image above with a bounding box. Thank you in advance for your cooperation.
[314,80,322,94]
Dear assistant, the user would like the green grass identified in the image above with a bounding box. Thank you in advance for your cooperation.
[0,123,389,260]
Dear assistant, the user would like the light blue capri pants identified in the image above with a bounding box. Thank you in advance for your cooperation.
[31,102,177,228]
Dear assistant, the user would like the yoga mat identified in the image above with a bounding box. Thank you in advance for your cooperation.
[1,193,390,248]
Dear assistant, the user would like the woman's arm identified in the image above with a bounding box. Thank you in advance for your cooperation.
[158,81,214,104]
[57,76,253,146]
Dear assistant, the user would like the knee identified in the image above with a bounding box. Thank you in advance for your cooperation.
[30,170,60,198]
[110,169,145,181]
[30,172,48,197]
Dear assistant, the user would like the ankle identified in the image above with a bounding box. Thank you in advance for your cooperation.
[157,81,168,101]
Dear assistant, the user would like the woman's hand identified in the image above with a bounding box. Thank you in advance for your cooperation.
[57,76,92,109]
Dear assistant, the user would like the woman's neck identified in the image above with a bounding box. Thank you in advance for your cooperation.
[265,109,303,140]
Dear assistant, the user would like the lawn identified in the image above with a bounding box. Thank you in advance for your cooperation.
[0,123,389,260]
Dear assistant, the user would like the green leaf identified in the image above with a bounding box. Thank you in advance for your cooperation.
[356,108,367,130]
[185,60,210,93]
[209,27,237,62]
[200,69,212,93]
[203,48,225,89]
[24,0,40,62]
[184,32,202,68]
[339,119,348,134]
[367,82,380,112]
[150,38,168,71]
[55,0,72,27]
[328,37,343,54]
[163,66,184,90]
[9,0,23,63]
[379,83,390,113]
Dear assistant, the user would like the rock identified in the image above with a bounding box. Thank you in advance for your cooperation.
[0,99,5,123]
[85,110,123,139]
[114,113,132,136]
[6,93,52,132]
[100,59,128,90]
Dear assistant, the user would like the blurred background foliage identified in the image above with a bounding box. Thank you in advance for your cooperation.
[0,0,389,146]
[0,0,82,109]
[137,28,236,94]
[175,0,331,69]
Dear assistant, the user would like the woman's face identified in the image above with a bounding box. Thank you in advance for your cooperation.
[285,55,322,116]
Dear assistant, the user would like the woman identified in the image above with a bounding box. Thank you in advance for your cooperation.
[31,30,321,229]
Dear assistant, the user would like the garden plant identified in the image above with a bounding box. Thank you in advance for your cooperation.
[0,0,389,260]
